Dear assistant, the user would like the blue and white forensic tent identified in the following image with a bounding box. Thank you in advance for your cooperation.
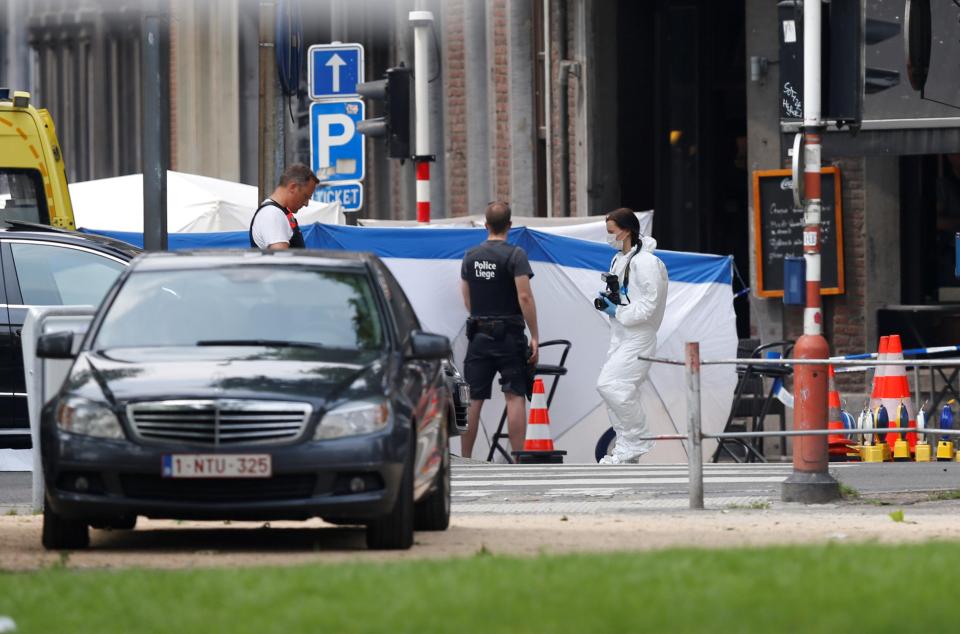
[88,224,738,463]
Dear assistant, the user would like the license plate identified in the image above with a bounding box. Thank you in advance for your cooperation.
[162,454,272,478]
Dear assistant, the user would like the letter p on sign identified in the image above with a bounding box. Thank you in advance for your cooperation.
[310,99,365,182]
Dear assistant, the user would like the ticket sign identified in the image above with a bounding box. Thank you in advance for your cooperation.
[313,182,363,212]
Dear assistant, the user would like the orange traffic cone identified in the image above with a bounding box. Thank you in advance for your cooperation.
[869,336,890,413]
[513,378,567,464]
[827,366,855,461]
[882,335,916,452]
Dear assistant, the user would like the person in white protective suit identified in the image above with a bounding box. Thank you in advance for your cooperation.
[594,207,669,464]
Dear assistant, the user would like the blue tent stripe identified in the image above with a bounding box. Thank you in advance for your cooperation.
[81,224,732,285]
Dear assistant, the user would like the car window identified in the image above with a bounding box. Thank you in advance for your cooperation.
[94,265,385,351]
[10,242,125,306]
[375,263,420,338]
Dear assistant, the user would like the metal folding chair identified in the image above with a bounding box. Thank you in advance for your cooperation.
[712,340,793,463]
[486,339,572,463]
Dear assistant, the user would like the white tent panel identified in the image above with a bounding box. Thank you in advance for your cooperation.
[380,257,735,464]
[69,170,343,232]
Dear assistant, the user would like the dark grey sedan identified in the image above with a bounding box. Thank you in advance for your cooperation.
[37,249,460,550]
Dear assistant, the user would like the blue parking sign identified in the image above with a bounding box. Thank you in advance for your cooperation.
[308,43,364,99]
[310,100,365,183]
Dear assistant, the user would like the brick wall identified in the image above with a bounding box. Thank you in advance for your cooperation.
[442,0,468,217]
[783,155,868,394]
[829,156,867,394]
[491,0,511,201]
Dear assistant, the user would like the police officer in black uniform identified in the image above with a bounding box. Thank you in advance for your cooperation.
[249,163,319,249]
[459,201,540,458]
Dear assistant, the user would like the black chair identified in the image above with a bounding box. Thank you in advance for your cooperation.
[713,339,793,463]
[486,339,572,463]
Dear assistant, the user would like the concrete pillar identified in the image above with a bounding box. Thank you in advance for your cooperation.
[171,0,241,182]
[464,0,491,214]
[745,0,784,344]
[506,0,535,216]
[569,0,617,216]
[2,0,33,92]
[863,155,900,347]
[237,0,259,186]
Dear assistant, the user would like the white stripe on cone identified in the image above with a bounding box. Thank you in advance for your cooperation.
[525,423,551,440]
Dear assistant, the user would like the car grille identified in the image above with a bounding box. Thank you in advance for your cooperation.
[120,474,317,502]
[126,400,312,447]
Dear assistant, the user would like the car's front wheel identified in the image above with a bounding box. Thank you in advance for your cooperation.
[414,415,450,531]
[366,452,415,550]
[42,503,89,550]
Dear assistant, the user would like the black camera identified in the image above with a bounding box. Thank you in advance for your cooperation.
[593,273,621,310]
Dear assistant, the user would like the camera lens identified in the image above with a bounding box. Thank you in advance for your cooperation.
[593,297,605,310]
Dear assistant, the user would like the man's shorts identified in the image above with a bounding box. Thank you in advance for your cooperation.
[464,330,529,400]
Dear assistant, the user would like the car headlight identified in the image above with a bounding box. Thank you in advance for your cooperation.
[314,400,389,440]
[56,397,124,439]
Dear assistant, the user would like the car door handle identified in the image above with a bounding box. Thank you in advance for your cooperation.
[14,328,21,338]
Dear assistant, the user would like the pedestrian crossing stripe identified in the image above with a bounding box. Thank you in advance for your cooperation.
[454,476,787,487]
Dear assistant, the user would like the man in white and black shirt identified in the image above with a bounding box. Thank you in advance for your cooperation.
[249,163,319,249]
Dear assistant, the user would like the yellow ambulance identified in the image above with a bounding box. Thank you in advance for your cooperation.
[0,89,75,229]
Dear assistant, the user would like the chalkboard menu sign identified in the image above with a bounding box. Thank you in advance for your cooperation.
[752,167,845,298]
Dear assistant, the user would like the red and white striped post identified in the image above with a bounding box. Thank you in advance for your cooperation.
[782,0,840,503]
[416,160,430,223]
[410,9,434,224]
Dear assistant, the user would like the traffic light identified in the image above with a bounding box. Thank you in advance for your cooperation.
[777,0,905,129]
[778,0,864,127]
[905,0,960,109]
[863,16,900,94]
[356,65,411,160]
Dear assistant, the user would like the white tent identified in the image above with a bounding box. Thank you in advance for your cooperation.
[299,224,737,463]
[68,170,343,232]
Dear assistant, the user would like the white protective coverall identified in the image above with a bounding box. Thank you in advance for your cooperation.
[596,235,669,463]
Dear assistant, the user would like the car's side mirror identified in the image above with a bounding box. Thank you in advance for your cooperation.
[408,331,452,360]
[36,331,76,359]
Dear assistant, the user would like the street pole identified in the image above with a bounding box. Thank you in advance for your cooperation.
[141,1,168,252]
[410,9,434,224]
[782,0,840,503]
[258,1,277,203]
[685,342,704,510]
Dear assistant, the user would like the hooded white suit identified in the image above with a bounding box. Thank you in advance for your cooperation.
[596,235,669,463]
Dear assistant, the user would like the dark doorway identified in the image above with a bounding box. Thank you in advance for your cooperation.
[900,154,960,304]
[616,0,749,336]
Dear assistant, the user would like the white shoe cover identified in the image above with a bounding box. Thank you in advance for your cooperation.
[598,452,643,465]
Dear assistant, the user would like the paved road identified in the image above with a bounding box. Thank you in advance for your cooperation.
[451,461,960,514]
[3,462,960,514]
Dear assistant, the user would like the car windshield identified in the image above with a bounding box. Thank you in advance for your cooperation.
[94,265,385,351]
[0,169,48,224]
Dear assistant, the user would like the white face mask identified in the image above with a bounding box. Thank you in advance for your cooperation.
[606,232,623,250]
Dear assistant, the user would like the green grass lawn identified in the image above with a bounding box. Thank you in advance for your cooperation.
[1,542,957,633]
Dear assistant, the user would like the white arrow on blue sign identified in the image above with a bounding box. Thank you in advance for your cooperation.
[313,181,363,213]
[308,43,364,99]
[310,99,365,183]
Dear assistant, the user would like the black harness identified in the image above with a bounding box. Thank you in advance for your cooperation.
[609,244,641,304]
[249,199,304,248]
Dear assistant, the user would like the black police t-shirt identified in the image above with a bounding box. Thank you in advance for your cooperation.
[460,240,534,317]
